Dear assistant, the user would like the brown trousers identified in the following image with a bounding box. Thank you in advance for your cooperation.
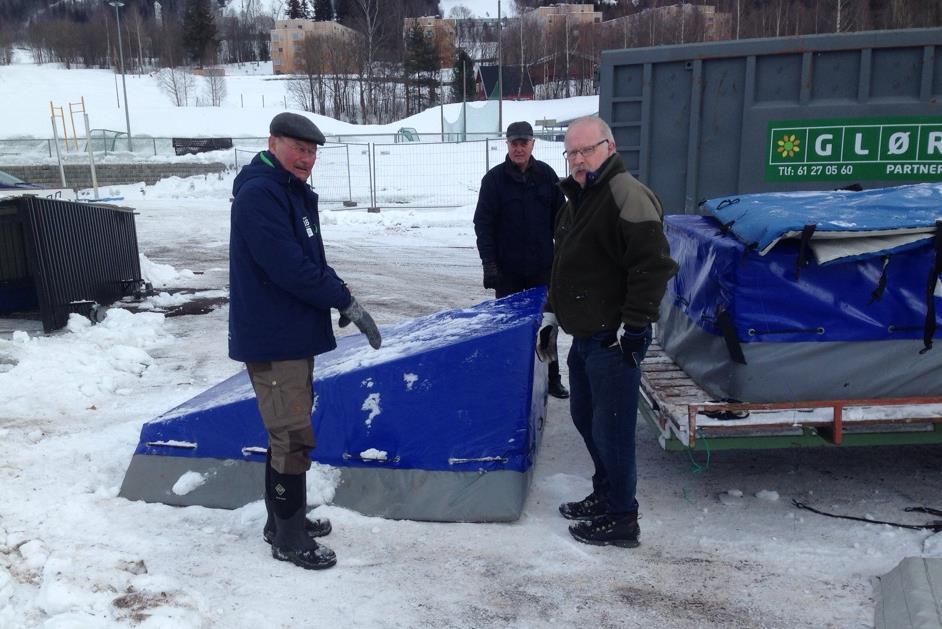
[246,358,315,475]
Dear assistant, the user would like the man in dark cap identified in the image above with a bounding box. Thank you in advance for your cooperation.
[474,120,569,398]
[229,112,382,570]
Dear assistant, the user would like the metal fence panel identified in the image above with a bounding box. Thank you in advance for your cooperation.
[9,136,572,212]
[12,197,143,331]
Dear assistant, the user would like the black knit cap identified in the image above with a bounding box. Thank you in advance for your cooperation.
[269,112,326,145]
[506,121,533,141]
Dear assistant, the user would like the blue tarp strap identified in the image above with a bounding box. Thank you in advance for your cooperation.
[795,223,817,279]
[712,198,739,235]
[920,220,942,354]
[868,256,890,304]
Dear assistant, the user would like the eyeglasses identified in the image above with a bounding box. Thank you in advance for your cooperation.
[563,139,609,161]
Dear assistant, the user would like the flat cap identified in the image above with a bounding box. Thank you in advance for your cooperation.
[269,112,326,145]
[506,121,533,141]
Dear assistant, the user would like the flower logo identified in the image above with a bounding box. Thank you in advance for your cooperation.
[776,134,800,158]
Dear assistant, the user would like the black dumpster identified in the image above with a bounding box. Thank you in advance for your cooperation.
[0,195,145,332]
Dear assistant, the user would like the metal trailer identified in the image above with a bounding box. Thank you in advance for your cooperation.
[640,342,942,451]
[598,29,942,450]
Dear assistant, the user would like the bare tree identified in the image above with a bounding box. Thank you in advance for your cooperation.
[156,66,196,106]
[349,0,386,123]
[448,5,473,20]
[204,71,227,106]
[289,35,329,114]
[0,24,12,65]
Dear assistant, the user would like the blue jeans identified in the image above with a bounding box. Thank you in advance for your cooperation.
[567,329,650,515]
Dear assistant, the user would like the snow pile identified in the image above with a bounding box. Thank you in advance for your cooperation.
[0,309,169,418]
[140,254,196,288]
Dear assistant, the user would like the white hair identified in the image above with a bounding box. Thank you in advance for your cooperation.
[565,116,614,144]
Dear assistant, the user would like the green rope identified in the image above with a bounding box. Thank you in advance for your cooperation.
[686,430,711,473]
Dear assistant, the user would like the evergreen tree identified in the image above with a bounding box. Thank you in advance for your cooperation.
[182,0,217,66]
[286,0,306,19]
[313,0,332,21]
[404,23,439,112]
[333,0,349,23]
[450,49,475,102]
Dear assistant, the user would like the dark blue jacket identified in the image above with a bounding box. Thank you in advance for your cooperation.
[473,156,564,283]
[228,151,352,362]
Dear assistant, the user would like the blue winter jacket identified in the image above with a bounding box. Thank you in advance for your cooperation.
[228,151,352,362]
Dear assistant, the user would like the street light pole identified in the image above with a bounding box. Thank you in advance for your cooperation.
[109,1,132,152]
[497,0,502,134]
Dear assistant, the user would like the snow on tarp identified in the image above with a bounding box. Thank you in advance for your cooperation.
[873,557,942,629]
[702,183,942,264]
[119,288,549,522]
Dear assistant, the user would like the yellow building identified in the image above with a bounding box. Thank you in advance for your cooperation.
[271,19,362,75]
[532,3,603,28]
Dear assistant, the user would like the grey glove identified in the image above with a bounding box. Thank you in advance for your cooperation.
[339,297,382,349]
[535,312,558,363]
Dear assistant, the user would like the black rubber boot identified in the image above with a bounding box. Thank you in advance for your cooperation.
[263,451,331,544]
[268,464,337,570]
[569,513,640,548]
[548,361,569,399]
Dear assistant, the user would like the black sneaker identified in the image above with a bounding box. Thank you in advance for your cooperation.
[569,513,640,548]
[558,493,607,520]
[548,379,570,399]
[272,540,337,570]
[264,517,332,545]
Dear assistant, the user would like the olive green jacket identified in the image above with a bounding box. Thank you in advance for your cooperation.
[548,153,678,337]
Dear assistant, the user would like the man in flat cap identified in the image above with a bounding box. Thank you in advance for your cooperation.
[229,112,382,570]
[473,120,569,398]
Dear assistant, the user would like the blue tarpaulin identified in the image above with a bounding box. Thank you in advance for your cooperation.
[120,288,550,522]
[665,214,941,344]
[702,183,942,264]
[659,209,942,402]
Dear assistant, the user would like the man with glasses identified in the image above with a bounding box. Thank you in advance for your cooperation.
[229,112,382,570]
[537,116,677,548]
[474,120,569,398]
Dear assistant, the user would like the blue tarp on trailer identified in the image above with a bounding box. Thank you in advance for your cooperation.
[659,193,942,402]
[702,183,942,263]
[665,214,941,345]
[119,288,549,522]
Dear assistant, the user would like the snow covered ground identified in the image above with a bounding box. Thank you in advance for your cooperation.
[1,57,941,629]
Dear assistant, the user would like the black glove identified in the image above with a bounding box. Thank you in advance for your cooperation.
[482,260,500,290]
[339,297,382,349]
[616,325,650,367]
[535,313,558,363]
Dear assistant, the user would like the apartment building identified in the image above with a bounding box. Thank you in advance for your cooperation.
[271,19,362,75]
[598,4,733,48]
[530,3,603,28]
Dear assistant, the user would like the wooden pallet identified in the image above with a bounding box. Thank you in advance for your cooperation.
[640,343,942,449]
